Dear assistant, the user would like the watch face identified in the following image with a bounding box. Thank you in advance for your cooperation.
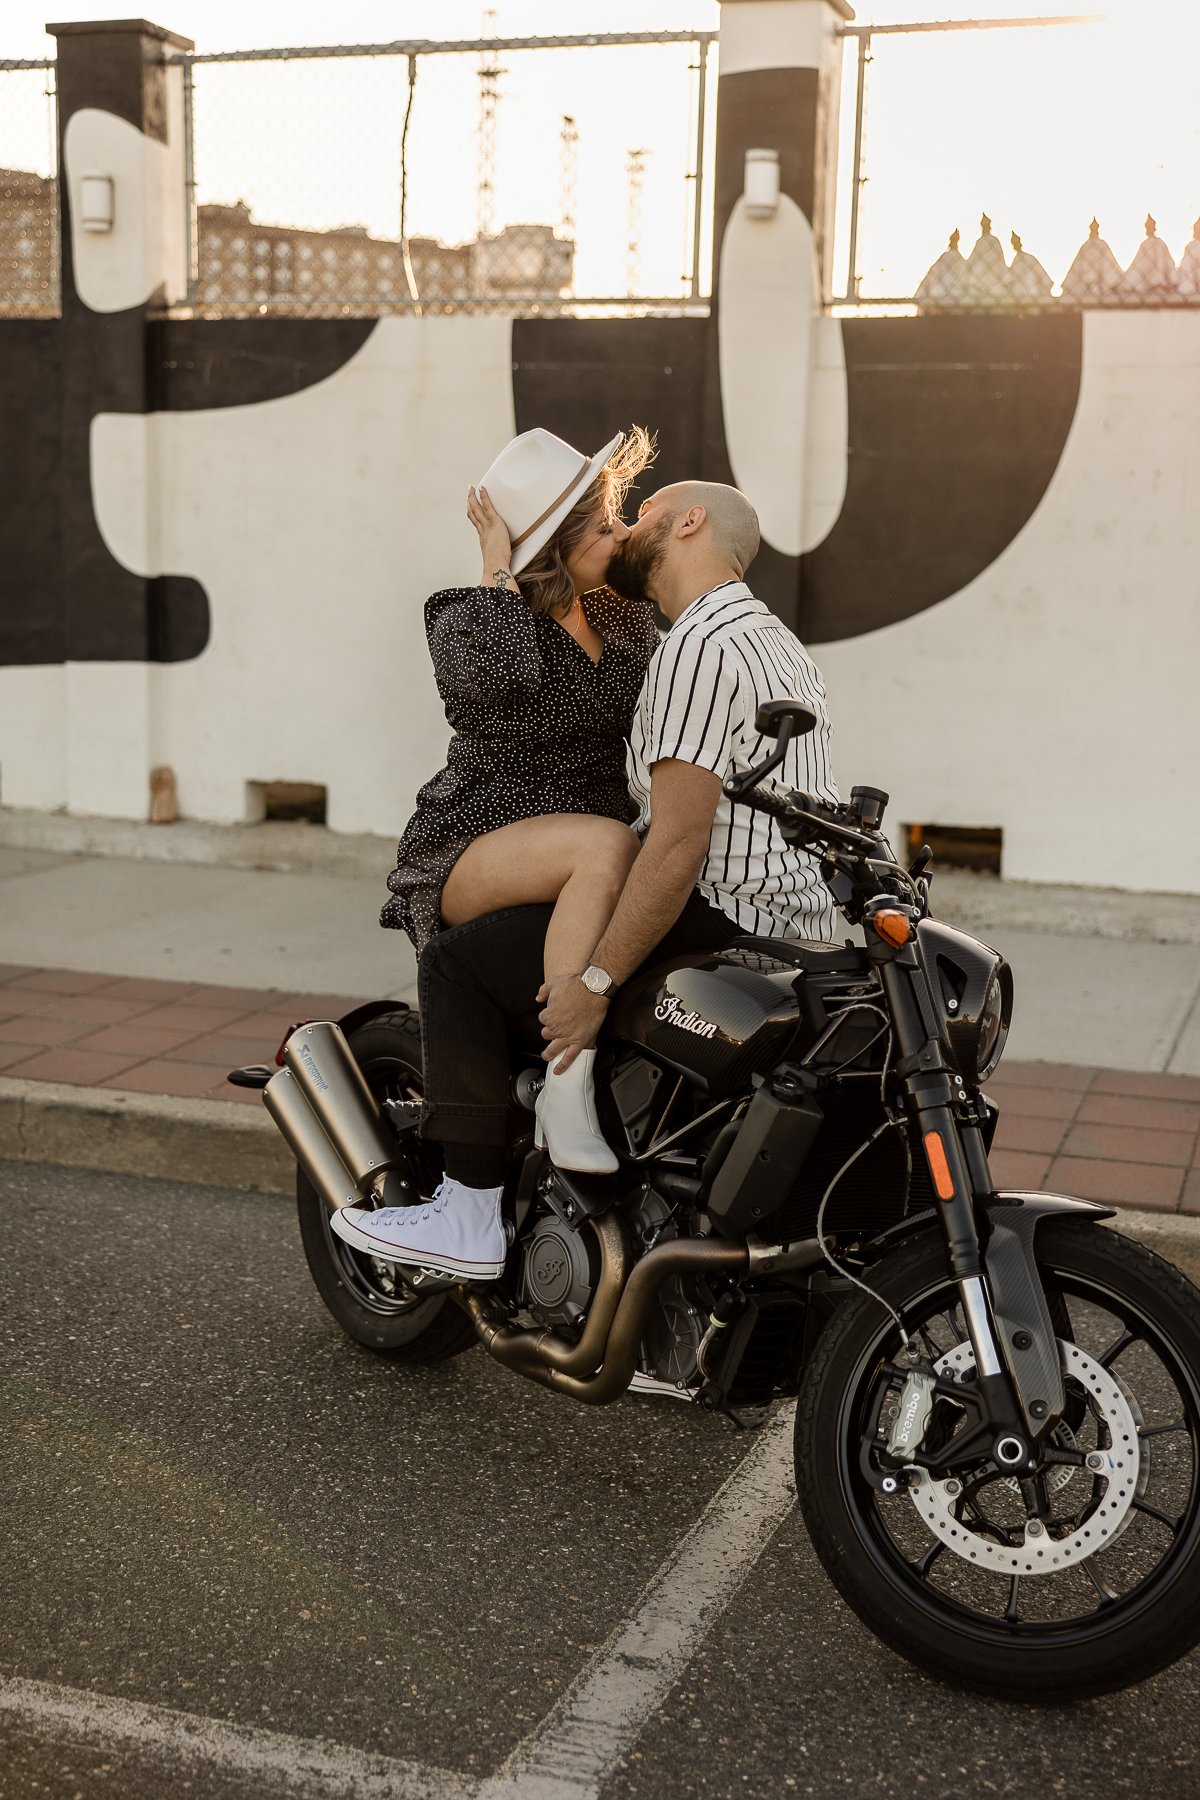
[584,967,610,995]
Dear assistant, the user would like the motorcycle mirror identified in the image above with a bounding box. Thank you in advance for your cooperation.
[755,698,818,741]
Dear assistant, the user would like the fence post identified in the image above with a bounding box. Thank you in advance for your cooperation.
[704,0,852,632]
[844,28,869,302]
[47,18,197,821]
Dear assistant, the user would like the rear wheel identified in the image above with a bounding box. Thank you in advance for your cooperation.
[796,1221,1200,1698]
[295,1009,477,1363]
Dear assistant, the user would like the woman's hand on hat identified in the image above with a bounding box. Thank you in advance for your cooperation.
[467,484,514,581]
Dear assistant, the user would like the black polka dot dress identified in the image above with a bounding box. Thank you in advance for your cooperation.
[381,585,659,950]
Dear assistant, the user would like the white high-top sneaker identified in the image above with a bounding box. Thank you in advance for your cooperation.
[330,1178,506,1282]
[534,1047,619,1174]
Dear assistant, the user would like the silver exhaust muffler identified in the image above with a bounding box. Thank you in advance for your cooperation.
[263,1020,406,1212]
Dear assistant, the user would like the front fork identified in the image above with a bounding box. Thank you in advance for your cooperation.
[877,953,1073,1472]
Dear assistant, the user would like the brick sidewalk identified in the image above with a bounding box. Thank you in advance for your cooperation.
[0,963,369,1110]
[1,962,1197,1214]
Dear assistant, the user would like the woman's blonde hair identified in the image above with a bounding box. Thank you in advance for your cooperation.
[519,425,656,618]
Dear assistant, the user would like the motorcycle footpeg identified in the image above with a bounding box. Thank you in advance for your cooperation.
[381,1097,422,1138]
[226,1063,274,1090]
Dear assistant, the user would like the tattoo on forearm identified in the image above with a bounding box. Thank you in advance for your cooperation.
[492,568,517,593]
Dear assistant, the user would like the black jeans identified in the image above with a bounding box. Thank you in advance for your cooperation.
[417,890,740,1183]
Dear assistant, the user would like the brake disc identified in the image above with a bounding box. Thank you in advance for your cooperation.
[906,1338,1142,1576]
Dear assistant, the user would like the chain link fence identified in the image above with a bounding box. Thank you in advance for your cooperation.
[833,14,1200,311]
[0,61,59,317]
[174,32,716,319]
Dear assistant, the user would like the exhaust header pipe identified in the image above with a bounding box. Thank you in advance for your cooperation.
[263,1020,405,1211]
[464,1229,749,1407]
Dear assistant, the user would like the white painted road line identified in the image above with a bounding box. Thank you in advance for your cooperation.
[479,1401,798,1800]
[0,1676,470,1800]
[0,1405,797,1799]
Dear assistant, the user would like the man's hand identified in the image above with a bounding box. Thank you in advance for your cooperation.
[536,974,608,1073]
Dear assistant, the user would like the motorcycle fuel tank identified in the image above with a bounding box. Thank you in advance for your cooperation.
[610,943,837,1097]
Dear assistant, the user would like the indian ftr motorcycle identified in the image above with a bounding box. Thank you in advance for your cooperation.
[232,699,1200,1699]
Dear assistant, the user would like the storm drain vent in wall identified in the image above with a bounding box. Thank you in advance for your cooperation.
[904,823,1002,875]
[259,782,328,825]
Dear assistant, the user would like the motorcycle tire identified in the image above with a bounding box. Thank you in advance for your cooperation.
[796,1219,1200,1699]
[295,1008,477,1363]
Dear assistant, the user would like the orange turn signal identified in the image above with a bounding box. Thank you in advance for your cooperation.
[872,909,913,947]
[924,1130,956,1201]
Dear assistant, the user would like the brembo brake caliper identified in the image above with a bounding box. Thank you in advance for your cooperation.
[885,1355,938,1462]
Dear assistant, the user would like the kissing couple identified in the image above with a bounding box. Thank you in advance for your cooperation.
[331,425,840,1281]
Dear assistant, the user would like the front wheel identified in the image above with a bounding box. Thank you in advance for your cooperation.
[796,1221,1200,1699]
[295,1009,477,1363]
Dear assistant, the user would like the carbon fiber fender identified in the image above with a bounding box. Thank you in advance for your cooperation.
[985,1191,1115,1432]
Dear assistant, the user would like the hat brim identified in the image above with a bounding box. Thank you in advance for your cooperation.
[508,430,625,577]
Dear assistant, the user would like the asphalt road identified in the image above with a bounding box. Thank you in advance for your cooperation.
[2,1161,1200,1800]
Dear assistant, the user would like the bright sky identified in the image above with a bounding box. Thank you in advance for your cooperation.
[3,1,1198,300]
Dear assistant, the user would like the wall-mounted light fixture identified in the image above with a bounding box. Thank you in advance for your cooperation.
[80,173,115,233]
[743,148,781,220]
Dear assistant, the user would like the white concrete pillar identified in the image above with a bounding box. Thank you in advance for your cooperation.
[714,0,852,575]
[49,19,193,822]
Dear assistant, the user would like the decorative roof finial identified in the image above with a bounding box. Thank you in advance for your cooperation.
[980,213,992,236]
[1011,231,1023,254]
[949,228,960,251]
[1063,218,1122,302]
[1119,215,1176,297]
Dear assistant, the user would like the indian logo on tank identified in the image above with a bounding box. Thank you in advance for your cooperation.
[654,994,719,1040]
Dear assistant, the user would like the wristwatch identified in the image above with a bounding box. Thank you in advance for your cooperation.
[581,964,615,997]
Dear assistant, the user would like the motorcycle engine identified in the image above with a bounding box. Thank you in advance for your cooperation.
[640,1274,706,1387]
[520,1214,599,1327]
[632,1189,706,1388]
[520,1186,706,1388]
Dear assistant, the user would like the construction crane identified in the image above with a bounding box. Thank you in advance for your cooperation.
[559,115,579,294]
[560,115,579,241]
[476,9,502,248]
[625,147,647,297]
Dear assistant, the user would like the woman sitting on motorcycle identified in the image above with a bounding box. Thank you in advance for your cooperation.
[378,425,657,1181]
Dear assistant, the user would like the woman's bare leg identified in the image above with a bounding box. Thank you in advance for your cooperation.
[440,814,638,981]
[442,815,634,1173]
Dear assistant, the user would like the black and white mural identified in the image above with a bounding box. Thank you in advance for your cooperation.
[0,5,1194,892]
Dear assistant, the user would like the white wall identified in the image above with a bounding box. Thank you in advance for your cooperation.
[88,315,516,834]
[814,310,1200,895]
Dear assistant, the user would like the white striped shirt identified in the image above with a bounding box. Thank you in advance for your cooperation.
[627,581,840,941]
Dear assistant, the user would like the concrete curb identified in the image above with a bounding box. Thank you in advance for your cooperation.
[0,807,393,881]
[0,1078,292,1196]
[4,1077,1200,1275]
[1102,1207,1200,1266]
[932,871,1200,949]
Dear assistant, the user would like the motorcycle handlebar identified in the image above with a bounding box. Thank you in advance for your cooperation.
[726,779,879,856]
[732,784,803,825]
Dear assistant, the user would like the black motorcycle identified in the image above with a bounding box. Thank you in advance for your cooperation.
[232,698,1200,1700]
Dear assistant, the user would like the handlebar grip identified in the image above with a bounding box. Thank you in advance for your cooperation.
[730,784,799,824]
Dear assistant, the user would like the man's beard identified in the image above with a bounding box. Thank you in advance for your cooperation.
[606,514,673,601]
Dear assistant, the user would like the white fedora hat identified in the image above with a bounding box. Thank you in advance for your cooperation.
[476,427,624,576]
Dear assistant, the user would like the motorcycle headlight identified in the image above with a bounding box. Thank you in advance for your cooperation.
[976,968,1012,1083]
[916,923,1013,1086]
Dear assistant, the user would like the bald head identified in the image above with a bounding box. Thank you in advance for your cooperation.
[659,481,761,577]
